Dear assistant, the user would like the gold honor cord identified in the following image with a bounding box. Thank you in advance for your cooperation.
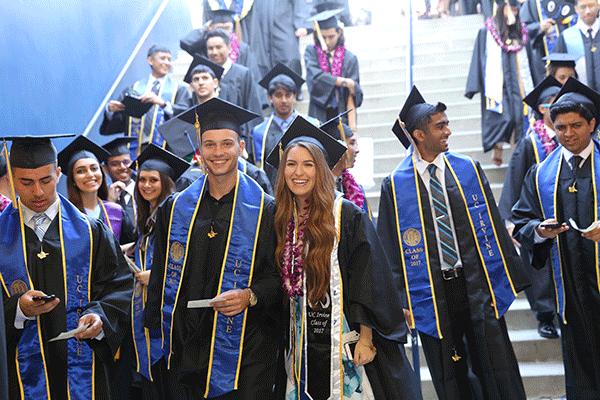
[313,21,327,51]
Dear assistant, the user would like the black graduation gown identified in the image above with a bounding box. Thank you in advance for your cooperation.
[175,162,273,195]
[3,218,133,400]
[0,293,8,400]
[117,188,136,229]
[465,27,529,152]
[377,160,529,400]
[554,29,600,91]
[512,156,600,398]
[274,200,420,400]
[498,133,556,322]
[304,45,363,124]
[143,184,282,400]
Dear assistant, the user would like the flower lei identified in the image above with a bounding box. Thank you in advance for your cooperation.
[341,170,364,209]
[533,120,557,156]
[314,44,346,77]
[229,32,240,63]
[0,194,10,213]
[484,17,529,53]
[282,205,309,297]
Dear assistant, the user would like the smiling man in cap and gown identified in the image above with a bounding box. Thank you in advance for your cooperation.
[0,134,133,400]
[377,86,529,400]
[512,77,600,398]
[143,97,282,399]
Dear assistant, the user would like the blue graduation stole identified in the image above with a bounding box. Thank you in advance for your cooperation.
[529,131,548,164]
[536,0,558,54]
[132,232,161,381]
[160,172,264,398]
[562,25,585,57]
[207,0,254,19]
[0,195,94,400]
[237,157,247,174]
[127,76,179,156]
[253,115,275,169]
[391,152,518,338]
[535,141,600,323]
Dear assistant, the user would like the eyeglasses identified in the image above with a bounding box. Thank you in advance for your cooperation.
[108,160,132,168]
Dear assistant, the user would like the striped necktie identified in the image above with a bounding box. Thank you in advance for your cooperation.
[32,212,48,241]
[428,164,459,269]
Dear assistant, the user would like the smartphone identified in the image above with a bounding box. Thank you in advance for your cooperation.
[343,340,359,361]
[539,222,563,229]
[32,295,56,302]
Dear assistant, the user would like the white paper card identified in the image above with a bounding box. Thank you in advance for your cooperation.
[49,323,91,342]
[187,298,226,308]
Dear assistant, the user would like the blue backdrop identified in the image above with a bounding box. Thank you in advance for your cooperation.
[0,0,193,150]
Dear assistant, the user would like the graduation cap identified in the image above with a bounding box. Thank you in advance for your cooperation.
[320,110,354,140]
[208,9,237,24]
[259,63,305,93]
[184,55,224,83]
[307,8,344,30]
[157,114,199,158]
[265,115,347,170]
[523,75,562,110]
[540,0,576,23]
[122,95,153,118]
[552,76,600,129]
[176,97,260,136]
[131,144,190,182]
[57,135,111,173]
[543,53,581,68]
[2,134,75,169]
[101,136,137,157]
[393,86,445,149]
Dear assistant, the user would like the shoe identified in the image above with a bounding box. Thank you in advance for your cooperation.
[538,320,559,339]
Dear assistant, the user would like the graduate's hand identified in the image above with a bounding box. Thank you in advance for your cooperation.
[108,181,126,203]
[295,28,308,37]
[540,18,556,33]
[582,221,600,242]
[135,270,151,286]
[536,219,568,239]
[108,100,126,112]
[19,290,60,317]
[212,289,251,316]
[75,313,103,340]
[139,92,166,108]
[354,325,376,366]
[345,79,356,96]
[507,226,521,248]
[403,308,413,329]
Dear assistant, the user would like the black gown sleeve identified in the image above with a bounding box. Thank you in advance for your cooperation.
[520,0,542,45]
[100,86,132,136]
[0,293,7,400]
[498,135,536,221]
[305,45,338,108]
[119,204,137,245]
[553,33,568,53]
[170,84,193,117]
[180,28,209,57]
[465,28,486,99]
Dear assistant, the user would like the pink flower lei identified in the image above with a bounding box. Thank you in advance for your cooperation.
[229,32,240,63]
[282,205,310,297]
[484,17,529,53]
[341,169,364,209]
[533,120,557,156]
[314,44,346,77]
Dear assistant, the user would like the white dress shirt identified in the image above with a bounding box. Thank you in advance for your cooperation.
[577,17,599,38]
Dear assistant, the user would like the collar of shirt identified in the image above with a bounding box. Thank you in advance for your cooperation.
[124,179,135,198]
[577,18,599,38]
[562,139,594,168]
[416,153,446,180]
[273,110,297,131]
[145,74,168,95]
[21,196,60,231]
[222,58,233,77]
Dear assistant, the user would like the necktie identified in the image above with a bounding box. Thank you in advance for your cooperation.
[570,155,582,176]
[32,212,48,241]
[151,80,160,95]
[428,164,459,269]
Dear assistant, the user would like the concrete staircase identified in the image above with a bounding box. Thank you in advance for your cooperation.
[171,14,566,399]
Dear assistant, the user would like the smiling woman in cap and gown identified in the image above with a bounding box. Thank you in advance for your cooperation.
[269,117,419,400]
[0,134,133,400]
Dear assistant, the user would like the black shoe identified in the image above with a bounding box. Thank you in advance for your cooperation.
[538,320,559,339]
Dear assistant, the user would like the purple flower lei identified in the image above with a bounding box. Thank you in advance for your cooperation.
[484,17,529,53]
[0,194,10,212]
[533,120,557,156]
[281,206,309,297]
[314,44,346,77]
[229,32,240,63]
[341,170,364,209]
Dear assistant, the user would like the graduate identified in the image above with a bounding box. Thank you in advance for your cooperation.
[498,76,563,338]
[512,77,600,398]
[553,0,600,91]
[305,7,362,131]
[102,136,138,224]
[0,134,133,400]
[377,86,529,400]
[100,45,192,157]
[142,98,282,399]
[253,63,319,185]
[58,135,136,245]
[267,116,419,400]
[465,0,535,165]
[544,53,580,84]
[184,56,225,107]
[129,144,189,399]
[319,111,372,220]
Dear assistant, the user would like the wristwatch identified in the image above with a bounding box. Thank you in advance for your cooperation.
[247,289,257,307]
[341,79,348,88]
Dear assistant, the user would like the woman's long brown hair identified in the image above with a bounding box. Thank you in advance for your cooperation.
[134,171,175,236]
[274,142,337,306]
[494,4,525,44]
[66,160,109,213]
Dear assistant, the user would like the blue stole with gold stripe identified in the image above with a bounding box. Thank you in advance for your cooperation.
[0,195,94,400]
[133,233,160,381]
[536,141,600,322]
[391,152,518,338]
[160,172,264,398]
[127,76,178,156]
[529,131,547,164]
